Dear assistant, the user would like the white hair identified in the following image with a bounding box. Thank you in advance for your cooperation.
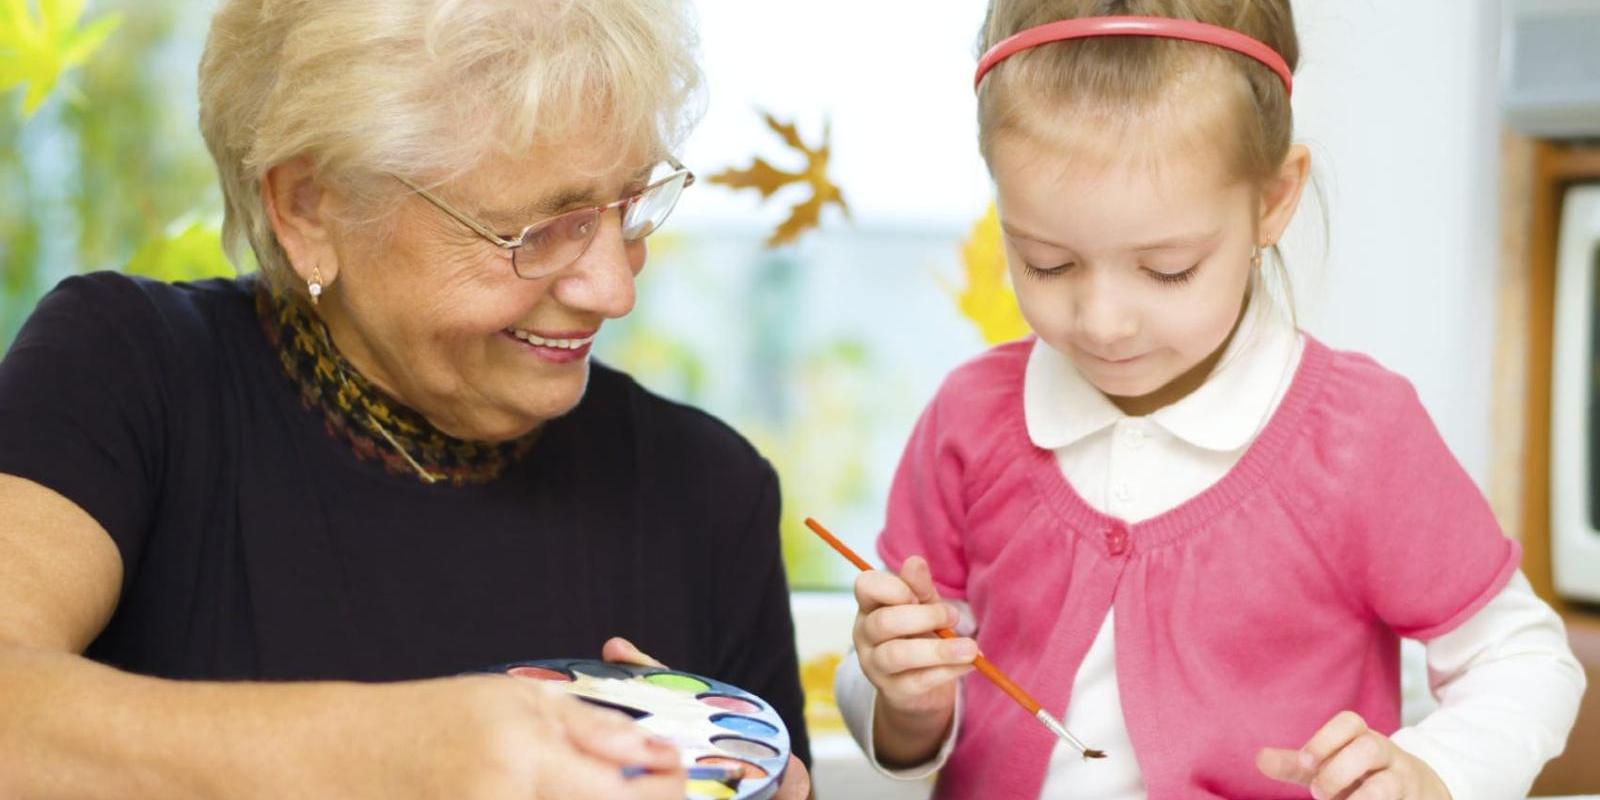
[198,0,704,289]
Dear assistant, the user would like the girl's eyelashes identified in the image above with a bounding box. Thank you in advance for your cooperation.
[1147,264,1199,285]
[1024,262,1200,285]
[1023,262,1074,279]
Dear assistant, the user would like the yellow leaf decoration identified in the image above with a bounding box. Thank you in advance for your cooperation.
[0,0,121,118]
[709,111,850,248]
[952,202,1031,345]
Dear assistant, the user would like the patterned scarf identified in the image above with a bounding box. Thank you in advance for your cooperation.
[255,283,538,485]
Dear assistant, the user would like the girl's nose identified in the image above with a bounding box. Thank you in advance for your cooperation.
[1074,275,1139,348]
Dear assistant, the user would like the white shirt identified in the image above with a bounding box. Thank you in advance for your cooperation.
[837,297,1585,799]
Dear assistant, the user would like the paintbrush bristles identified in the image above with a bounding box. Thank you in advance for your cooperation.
[1033,708,1104,760]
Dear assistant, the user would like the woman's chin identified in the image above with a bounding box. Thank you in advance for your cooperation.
[445,417,538,443]
[508,382,592,435]
[437,382,589,442]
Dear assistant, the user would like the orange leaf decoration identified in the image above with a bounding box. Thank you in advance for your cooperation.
[709,111,850,247]
[709,157,793,199]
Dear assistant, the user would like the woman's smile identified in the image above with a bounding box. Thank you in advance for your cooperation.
[503,326,598,364]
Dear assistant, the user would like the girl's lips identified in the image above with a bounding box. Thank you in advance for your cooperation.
[1082,349,1145,366]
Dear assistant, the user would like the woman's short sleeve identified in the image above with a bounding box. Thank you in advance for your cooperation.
[0,273,172,574]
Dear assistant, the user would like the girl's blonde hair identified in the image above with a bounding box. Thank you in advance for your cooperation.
[977,0,1297,183]
[977,0,1305,318]
[198,0,704,291]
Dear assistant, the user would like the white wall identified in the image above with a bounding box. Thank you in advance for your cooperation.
[683,0,1505,484]
[1288,0,1503,485]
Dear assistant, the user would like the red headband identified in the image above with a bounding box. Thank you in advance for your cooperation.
[974,15,1293,96]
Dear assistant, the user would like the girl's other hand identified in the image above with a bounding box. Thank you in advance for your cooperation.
[1256,710,1451,800]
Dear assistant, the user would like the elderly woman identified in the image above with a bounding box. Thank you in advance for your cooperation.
[0,1,810,797]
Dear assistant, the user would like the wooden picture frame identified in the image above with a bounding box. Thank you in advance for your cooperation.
[1492,134,1600,795]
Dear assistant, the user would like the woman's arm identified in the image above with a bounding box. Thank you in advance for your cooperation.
[0,474,685,800]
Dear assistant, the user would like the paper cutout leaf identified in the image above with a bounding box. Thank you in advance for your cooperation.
[709,111,850,247]
[952,202,1031,345]
[710,157,797,200]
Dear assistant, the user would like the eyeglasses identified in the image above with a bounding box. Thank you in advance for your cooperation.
[395,157,695,280]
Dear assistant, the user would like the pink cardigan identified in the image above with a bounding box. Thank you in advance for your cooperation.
[878,336,1521,799]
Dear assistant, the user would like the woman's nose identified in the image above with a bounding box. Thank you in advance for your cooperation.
[551,210,642,320]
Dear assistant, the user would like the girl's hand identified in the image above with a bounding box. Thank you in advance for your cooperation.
[1256,711,1452,800]
[601,637,814,800]
[851,555,977,719]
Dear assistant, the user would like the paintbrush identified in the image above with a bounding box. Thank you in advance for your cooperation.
[804,517,1107,760]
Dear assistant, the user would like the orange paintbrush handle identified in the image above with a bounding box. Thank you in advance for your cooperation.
[802,516,1104,759]
[803,517,874,571]
[964,644,1041,716]
[803,519,1034,702]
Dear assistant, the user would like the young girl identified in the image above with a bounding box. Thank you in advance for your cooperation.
[835,2,1586,798]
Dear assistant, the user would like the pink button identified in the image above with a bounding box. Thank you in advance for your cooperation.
[1104,525,1130,556]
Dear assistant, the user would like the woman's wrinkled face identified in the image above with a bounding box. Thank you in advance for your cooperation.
[318,138,657,441]
[988,125,1264,415]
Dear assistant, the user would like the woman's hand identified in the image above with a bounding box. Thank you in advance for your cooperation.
[1256,711,1452,800]
[850,556,975,767]
[602,637,813,800]
[355,673,685,800]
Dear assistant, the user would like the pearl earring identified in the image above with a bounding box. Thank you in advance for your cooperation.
[308,266,324,306]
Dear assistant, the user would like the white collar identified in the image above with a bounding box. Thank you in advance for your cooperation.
[1023,293,1301,453]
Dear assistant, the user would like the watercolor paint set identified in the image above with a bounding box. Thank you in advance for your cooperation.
[490,658,791,800]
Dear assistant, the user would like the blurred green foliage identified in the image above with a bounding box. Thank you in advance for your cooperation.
[0,0,122,117]
[123,214,236,282]
[2,0,227,341]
